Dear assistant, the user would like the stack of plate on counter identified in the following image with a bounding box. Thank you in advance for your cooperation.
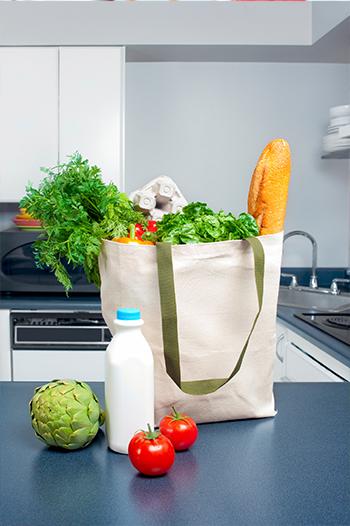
[323,105,350,155]
[13,208,42,230]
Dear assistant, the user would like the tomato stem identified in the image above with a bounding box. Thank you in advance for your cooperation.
[171,406,183,420]
[143,423,160,440]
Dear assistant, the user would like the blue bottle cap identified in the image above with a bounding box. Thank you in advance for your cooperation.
[116,308,141,321]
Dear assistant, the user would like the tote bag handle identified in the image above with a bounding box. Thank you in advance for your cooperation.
[156,238,265,396]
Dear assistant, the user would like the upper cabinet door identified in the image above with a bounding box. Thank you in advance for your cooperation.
[0,48,59,202]
[59,47,125,190]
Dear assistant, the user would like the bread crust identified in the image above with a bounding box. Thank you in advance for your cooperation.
[248,139,291,235]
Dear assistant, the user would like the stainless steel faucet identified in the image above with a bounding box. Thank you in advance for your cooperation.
[330,278,350,295]
[280,272,298,288]
[283,231,318,289]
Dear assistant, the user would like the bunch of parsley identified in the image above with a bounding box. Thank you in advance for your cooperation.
[20,153,145,292]
[154,202,259,244]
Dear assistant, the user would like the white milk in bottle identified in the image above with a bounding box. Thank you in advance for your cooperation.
[105,308,154,454]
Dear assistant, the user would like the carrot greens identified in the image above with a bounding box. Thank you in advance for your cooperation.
[20,153,145,292]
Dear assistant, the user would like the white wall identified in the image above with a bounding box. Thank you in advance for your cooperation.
[125,62,350,267]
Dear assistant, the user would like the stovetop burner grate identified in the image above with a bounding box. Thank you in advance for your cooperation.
[326,316,350,329]
[294,310,350,347]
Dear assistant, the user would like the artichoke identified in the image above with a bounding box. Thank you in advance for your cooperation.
[29,379,105,450]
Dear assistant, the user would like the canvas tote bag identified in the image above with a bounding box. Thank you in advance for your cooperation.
[99,232,283,424]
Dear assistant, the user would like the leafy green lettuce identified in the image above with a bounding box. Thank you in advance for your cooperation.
[154,202,258,244]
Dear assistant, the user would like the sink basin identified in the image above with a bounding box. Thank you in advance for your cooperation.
[278,286,350,312]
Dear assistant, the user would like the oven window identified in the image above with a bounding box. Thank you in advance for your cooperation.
[2,243,90,286]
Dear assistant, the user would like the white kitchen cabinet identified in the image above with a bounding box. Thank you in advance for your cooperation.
[285,342,343,382]
[0,310,11,380]
[0,48,59,202]
[275,319,349,383]
[12,350,104,382]
[59,47,125,189]
[0,46,125,203]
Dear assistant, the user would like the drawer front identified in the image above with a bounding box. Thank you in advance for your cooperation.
[285,343,344,382]
[13,350,105,382]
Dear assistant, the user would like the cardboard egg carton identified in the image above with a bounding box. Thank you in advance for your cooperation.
[129,176,187,220]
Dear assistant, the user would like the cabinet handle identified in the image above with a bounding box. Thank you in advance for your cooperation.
[276,333,285,363]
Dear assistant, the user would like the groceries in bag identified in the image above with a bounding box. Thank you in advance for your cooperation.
[129,175,188,220]
[20,153,146,292]
[99,139,291,424]
[112,223,155,245]
[248,138,291,235]
[20,139,290,293]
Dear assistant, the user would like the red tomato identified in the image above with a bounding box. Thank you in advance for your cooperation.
[159,407,198,451]
[128,425,175,477]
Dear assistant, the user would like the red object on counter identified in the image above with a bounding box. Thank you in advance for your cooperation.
[159,407,198,451]
[128,425,175,477]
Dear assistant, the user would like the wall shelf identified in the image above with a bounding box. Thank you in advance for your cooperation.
[321,150,350,159]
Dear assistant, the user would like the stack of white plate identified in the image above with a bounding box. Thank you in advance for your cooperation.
[323,105,350,154]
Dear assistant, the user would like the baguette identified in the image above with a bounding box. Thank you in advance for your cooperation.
[248,138,291,235]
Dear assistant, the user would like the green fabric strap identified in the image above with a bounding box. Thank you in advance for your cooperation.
[156,237,265,396]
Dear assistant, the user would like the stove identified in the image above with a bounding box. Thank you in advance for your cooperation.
[295,311,350,346]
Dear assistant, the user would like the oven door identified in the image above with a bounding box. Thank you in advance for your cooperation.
[11,311,111,382]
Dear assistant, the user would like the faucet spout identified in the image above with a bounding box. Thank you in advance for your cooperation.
[283,230,318,289]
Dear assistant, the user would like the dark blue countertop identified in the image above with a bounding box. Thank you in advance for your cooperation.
[1,382,349,526]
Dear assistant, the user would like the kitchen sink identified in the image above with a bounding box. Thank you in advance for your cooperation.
[278,286,350,312]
